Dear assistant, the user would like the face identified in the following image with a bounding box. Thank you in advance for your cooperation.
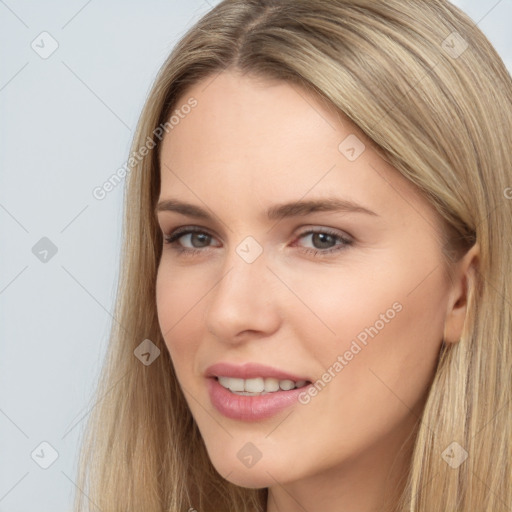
[155,70,457,490]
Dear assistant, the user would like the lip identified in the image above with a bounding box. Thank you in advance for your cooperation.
[205,362,312,421]
[207,377,310,421]
[205,362,310,382]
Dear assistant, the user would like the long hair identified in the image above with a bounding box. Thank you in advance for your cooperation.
[73,1,512,510]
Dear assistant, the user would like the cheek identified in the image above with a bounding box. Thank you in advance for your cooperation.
[155,263,208,373]
[264,263,448,474]
[286,255,448,409]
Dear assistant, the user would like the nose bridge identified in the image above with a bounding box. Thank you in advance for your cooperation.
[205,239,280,340]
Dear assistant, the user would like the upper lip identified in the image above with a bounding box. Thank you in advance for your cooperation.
[205,362,311,382]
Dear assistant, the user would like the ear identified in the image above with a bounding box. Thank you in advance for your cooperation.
[443,243,479,344]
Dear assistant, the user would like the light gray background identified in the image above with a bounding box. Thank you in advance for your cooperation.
[1,1,510,511]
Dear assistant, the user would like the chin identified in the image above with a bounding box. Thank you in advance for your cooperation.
[219,467,274,489]
[208,451,286,489]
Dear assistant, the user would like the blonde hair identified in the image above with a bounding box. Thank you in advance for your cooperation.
[73,1,512,510]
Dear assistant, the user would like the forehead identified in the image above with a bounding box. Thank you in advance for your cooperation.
[163,70,344,164]
[158,70,437,231]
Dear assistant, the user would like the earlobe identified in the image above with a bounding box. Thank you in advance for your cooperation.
[443,243,479,344]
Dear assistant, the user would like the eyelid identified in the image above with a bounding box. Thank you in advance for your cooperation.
[164,226,221,246]
[295,226,353,242]
[162,224,353,239]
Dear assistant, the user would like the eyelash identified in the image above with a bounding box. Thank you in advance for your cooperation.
[162,226,353,257]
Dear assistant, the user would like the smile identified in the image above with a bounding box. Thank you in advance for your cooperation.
[217,376,309,395]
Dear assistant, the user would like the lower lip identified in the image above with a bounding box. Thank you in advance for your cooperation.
[207,377,308,421]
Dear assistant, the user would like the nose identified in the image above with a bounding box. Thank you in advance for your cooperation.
[204,246,281,344]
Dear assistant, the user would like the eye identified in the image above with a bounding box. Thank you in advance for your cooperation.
[162,226,353,258]
[293,228,353,256]
[163,226,220,254]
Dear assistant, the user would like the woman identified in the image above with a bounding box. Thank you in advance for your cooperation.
[74,1,512,511]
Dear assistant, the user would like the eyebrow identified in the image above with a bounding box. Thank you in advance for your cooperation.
[155,197,378,221]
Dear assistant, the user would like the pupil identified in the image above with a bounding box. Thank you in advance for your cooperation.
[313,233,335,249]
[191,233,210,247]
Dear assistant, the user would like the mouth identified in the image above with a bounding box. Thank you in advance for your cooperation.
[207,376,313,421]
[215,376,311,396]
[204,362,314,421]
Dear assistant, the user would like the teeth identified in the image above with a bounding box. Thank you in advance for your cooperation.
[217,376,308,395]
[245,377,265,393]
[265,378,280,392]
[279,379,295,391]
[228,377,244,392]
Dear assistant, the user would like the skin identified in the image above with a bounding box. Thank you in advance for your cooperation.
[155,70,478,512]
